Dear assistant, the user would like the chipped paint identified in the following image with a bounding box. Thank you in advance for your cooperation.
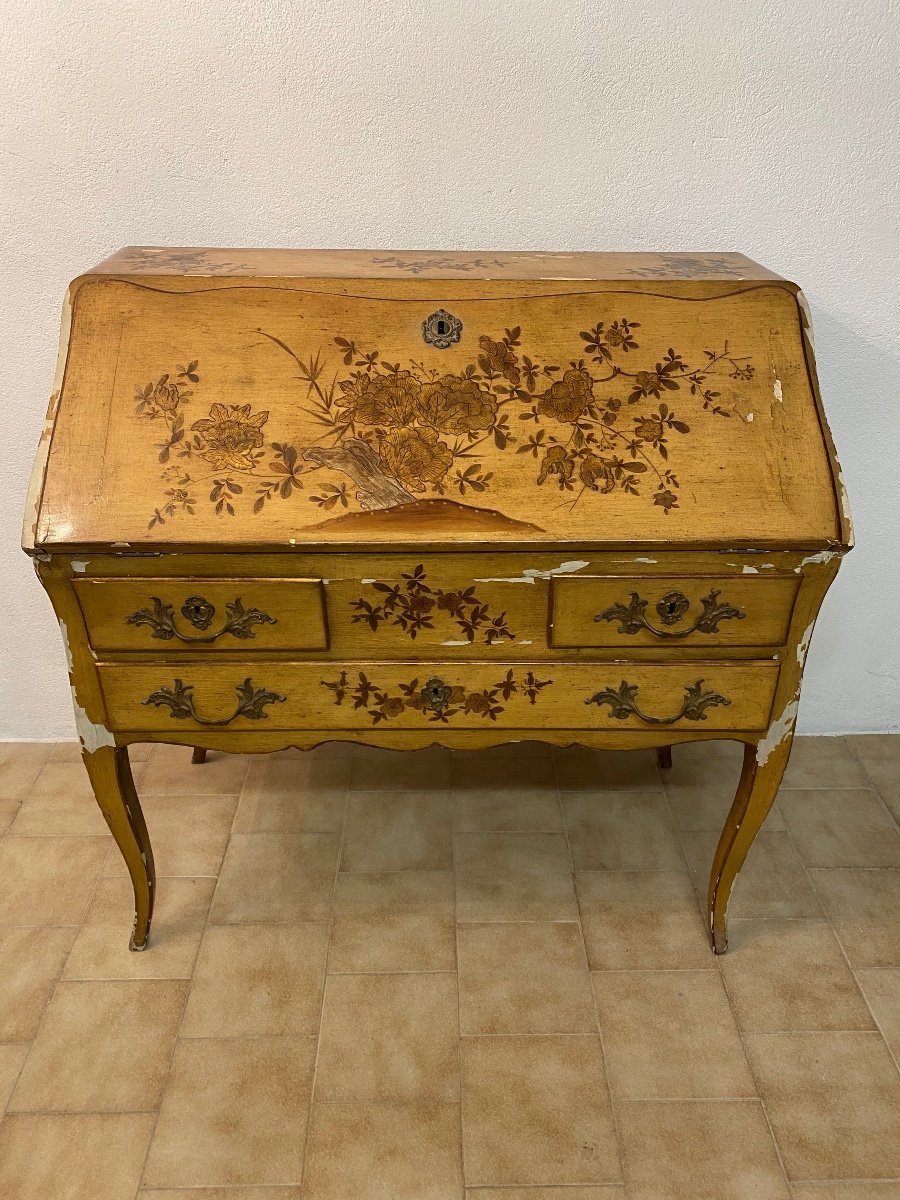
[360,578,377,585]
[796,549,840,570]
[517,639,534,646]
[746,413,753,422]
[773,378,783,403]
[741,566,759,574]
[441,639,472,646]
[474,559,590,584]
[71,559,90,574]
[72,694,116,753]
[796,619,815,666]
[756,698,799,765]
[58,619,74,673]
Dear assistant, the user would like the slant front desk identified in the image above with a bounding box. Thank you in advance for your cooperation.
[23,247,851,954]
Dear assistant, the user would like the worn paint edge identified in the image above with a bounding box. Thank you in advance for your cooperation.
[756,698,799,766]
[474,559,591,584]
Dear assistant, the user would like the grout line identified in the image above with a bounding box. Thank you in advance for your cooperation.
[297,768,350,1195]
[844,734,900,836]
[559,749,628,1190]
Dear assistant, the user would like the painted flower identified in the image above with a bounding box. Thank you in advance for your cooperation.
[464,692,493,714]
[379,426,453,491]
[634,416,664,442]
[191,403,268,471]
[381,696,406,718]
[578,454,615,493]
[152,375,182,412]
[605,326,626,347]
[537,368,594,422]
[633,370,660,397]
[478,335,520,385]
[353,372,421,427]
[653,488,678,512]
[537,444,574,485]
[416,375,498,435]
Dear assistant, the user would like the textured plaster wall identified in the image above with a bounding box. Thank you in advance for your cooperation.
[1,0,898,739]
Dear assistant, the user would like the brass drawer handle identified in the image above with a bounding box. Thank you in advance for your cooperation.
[142,677,286,725]
[586,678,731,724]
[126,595,277,643]
[594,589,745,639]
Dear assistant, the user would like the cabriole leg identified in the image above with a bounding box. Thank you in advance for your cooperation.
[81,745,156,951]
[191,746,207,765]
[707,736,792,954]
[656,745,673,770]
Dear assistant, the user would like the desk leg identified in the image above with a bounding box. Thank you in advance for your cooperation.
[191,747,208,765]
[656,746,673,770]
[707,737,791,954]
[82,746,156,951]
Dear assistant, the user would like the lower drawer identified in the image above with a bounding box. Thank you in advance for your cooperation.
[98,661,778,733]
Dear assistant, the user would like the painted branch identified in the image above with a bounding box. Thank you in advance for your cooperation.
[302,438,415,510]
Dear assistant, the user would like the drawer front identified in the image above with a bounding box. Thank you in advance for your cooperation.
[99,660,777,733]
[550,575,798,649]
[75,578,328,652]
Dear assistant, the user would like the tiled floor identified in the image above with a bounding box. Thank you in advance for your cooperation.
[0,735,899,1198]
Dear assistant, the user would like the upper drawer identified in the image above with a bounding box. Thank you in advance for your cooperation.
[75,578,328,652]
[550,575,798,648]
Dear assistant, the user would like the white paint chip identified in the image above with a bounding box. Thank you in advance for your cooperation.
[72,696,116,753]
[71,560,90,574]
[773,378,783,402]
[756,698,799,765]
[474,559,590,584]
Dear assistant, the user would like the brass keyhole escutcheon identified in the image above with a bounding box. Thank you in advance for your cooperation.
[422,309,462,349]
[421,677,453,714]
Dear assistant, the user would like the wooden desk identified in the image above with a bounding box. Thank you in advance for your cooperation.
[23,248,851,954]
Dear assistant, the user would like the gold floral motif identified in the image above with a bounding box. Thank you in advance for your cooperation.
[135,314,755,525]
[379,427,454,492]
[191,403,269,472]
[417,375,498,435]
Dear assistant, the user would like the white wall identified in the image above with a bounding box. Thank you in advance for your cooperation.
[1,0,898,739]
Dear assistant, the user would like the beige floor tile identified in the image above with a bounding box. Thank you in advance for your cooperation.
[810,868,900,967]
[0,1112,154,1200]
[316,972,459,1102]
[0,1044,28,1111]
[181,923,328,1037]
[140,743,250,794]
[0,742,51,799]
[234,755,349,833]
[0,796,20,836]
[681,829,822,918]
[458,922,595,1034]
[64,876,214,980]
[329,870,456,972]
[49,740,152,763]
[455,832,578,922]
[461,1035,620,1186]
[848,733,900,822]
[0,836,109,925]
[792,1183,900,1198]
[720,919,875,1031]
[593,969,755,1099]
[302,1100,462,1200]
[349,745,452,791]
[616,1098,789,1199]
[563,791,683,871]
[779,788,900,868]
[782,735,869,789]
[452,788,563,832]
[103,792,238,879]
[210,832,339,923]
[467,1191,628,1199]
[666,780,785,833]
[0,926,77,1040]
[341,791,452,871]
[10,762,114,836]
[576,870,712,969]
[452,748,557,792]
[144,1037,314,1187]
[745,1030,900,1179]
[856,968,900,1058]
[10,979,186,1113]
[555,746,661,790]
[138,1191,304,1200]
